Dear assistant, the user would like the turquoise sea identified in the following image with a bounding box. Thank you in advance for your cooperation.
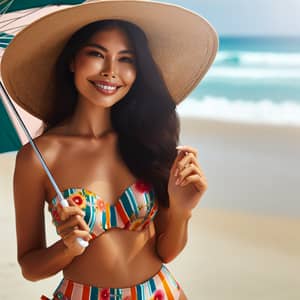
[178,36,300,125]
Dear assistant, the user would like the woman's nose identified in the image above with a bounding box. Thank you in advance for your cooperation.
[100,71,116,79]
[100,59,116,79]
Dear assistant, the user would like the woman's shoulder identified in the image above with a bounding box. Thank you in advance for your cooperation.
[14,135,55,189]
[16,124,67,167]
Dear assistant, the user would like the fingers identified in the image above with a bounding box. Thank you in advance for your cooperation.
[171,147,196,176]
[53,197,91,256]
[180,174,208,192]
[170,148,186,174]
[176,152,200,172]
[176,145,198,157]
[174,145,202,176]
[56,200,85,222]
[63,229,92,256]
[56,214,90,237]
[63,229,92,244]
[175,163,199,185]
[173,145,207,190]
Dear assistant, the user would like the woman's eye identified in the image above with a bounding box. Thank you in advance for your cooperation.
[87,51,103,58]
[120,56,135,64]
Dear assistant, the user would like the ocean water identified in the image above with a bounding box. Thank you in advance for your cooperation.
[177,36,300,126]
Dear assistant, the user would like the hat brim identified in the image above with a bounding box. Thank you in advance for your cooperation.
[1,0,218,122]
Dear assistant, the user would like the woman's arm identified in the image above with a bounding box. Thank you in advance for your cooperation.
[154,205,192,264]
[154,145,207,263]
[14,142,89,282]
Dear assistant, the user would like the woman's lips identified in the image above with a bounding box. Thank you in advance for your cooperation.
[90,80,122,95]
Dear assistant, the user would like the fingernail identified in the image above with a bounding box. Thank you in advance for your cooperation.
[176,145,185,149]
[175,178,180,185]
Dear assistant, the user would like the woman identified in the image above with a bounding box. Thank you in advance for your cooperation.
[1,1,218,299]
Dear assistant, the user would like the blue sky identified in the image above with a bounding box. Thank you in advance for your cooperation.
[161,0,300,37]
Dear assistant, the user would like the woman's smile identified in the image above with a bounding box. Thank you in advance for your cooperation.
[89,80,123,96]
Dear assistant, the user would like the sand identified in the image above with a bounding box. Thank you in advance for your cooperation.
[0,117,299,299]
[179,116,300,218]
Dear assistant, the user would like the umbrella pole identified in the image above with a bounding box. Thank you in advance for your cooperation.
[0,80,88,248]
[0,81,65,202]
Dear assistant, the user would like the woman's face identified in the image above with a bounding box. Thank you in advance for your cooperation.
[70,27,137,107]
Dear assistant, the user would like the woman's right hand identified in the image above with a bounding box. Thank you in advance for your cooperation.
[55,198,92,257]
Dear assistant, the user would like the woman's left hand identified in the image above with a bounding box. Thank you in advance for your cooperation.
[168,145,208,214]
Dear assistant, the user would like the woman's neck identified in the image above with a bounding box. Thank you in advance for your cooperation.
[63,98,114,138]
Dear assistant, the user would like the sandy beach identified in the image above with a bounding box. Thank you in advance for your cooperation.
[0,116,300,299]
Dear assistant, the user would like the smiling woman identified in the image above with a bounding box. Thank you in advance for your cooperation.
[0,1,218,299]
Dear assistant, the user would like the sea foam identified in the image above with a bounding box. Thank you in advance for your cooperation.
[177,97,300,126]
[215,51,300,68]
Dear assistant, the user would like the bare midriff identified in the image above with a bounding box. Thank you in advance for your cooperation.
[62,224,163,287]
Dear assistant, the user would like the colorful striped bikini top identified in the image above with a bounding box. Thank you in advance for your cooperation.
[49,180,158,239]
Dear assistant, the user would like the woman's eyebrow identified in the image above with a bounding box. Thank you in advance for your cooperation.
[85,43,134,54]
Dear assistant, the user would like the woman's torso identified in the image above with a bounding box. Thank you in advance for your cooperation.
[40,127,162,287]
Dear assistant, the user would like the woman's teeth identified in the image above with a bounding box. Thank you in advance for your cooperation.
[94,83,117,91]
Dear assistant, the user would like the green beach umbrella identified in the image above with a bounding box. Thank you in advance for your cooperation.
[0,94,21,152]
[0,0,85,13]
[0,32,14,49]
[0,0,89,154]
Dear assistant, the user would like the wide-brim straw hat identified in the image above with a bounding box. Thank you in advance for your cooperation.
[1,0,218,123]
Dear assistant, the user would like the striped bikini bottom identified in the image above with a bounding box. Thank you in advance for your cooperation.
[41,264,181,300]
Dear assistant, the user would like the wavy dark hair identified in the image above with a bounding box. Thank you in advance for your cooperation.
[43,20,180,207]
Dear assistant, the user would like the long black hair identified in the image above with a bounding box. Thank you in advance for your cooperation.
[43,20,180,207]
